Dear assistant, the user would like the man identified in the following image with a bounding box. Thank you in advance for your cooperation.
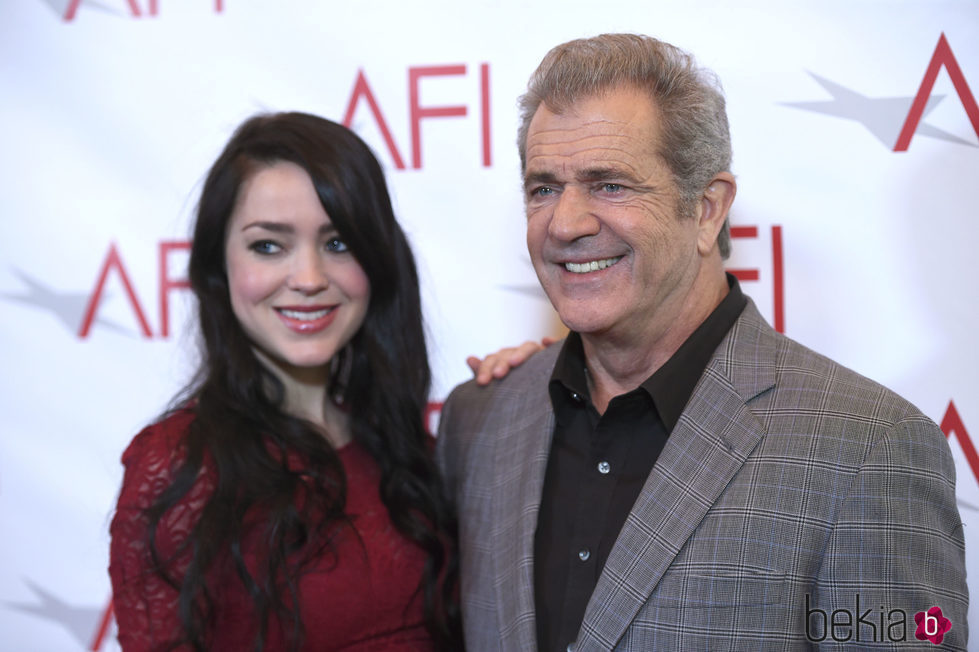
[437,34,968,651]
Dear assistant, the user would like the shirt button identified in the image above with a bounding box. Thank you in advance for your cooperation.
[597,460,611,474]
[570,392,582,402]
[566,643,576,652]
[578,548,591,562]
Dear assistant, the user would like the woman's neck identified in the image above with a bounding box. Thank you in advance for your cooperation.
[253,349,353,448]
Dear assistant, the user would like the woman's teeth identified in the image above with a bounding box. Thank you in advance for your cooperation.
[279,308,331,320]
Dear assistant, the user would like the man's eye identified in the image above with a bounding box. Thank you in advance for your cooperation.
[533,186,554,197]
[250,240,281,254]
[326,238,348,253]
[602,183,623,193]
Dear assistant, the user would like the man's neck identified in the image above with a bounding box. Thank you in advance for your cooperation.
[581,271,729,414]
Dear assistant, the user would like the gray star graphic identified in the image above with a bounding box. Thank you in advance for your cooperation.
[5,579,108,648]
[503,258,550,301]
[2,268,129,335]
[782,72,976,148]
[503,282,549,300]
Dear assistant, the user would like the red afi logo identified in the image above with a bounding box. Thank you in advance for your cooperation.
[895,34,979,151]
[62,0,224,21]
[342,65,492,170]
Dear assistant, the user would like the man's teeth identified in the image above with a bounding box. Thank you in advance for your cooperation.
[564,256,622,274]
[280,308,331,320]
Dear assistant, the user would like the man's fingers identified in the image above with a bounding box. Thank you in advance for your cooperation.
[469,340,549,385]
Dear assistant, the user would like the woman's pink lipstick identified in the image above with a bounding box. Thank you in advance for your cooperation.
[274,305,337,334]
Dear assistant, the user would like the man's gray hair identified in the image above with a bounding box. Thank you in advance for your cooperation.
[517,33,734,258]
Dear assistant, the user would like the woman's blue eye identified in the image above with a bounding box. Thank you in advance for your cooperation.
[326,238,348,253]
[250,240,280,254]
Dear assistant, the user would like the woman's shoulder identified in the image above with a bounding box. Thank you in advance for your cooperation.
[110,405,209,610]
[124,405,195,457]
[119,406,199,496]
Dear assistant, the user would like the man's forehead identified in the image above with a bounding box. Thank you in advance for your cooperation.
[525,125,639,161]
[534,84,658,123]
[527,114,637,145]
[525,108,660,179]
[528,87,659,144]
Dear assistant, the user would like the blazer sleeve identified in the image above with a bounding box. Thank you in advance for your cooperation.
[435,381,473,507]
[812,413,968,649]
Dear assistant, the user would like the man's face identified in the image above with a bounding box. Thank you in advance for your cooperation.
[524,86,706,343]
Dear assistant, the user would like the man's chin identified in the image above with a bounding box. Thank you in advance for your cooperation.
[554,309,615,337]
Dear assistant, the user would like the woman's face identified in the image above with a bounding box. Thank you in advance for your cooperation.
[224,161,370,386]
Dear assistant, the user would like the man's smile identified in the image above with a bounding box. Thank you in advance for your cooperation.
[563,256,624,274]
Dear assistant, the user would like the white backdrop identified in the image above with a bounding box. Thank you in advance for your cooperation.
[2,1,977,649]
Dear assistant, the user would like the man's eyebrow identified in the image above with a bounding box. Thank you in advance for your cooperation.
[523,167,648,191]
[577,166,640,183]
[523,171,559,189]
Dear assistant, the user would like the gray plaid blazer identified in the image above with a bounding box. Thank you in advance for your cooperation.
[437,300,968,651]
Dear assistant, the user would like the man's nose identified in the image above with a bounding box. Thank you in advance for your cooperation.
[548,186,601,242]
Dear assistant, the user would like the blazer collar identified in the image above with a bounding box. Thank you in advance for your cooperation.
[576,299,779,649]
[489,345,563,649]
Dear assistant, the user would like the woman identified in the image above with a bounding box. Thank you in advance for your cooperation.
[109,112,461,651]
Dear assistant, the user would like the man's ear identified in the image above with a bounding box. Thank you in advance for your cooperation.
[696,172,736,256]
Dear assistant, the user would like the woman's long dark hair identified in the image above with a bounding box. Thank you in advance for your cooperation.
[144,112,460,650]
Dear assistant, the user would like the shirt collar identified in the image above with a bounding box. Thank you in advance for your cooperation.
[549,274,747,431]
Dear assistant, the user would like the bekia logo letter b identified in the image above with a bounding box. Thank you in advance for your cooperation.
[914,606,951,645]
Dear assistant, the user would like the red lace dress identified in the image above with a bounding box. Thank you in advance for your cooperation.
[109,409,434,651]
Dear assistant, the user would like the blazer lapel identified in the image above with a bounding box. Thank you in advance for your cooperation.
[489,347,561,650]
[576,300,778,650]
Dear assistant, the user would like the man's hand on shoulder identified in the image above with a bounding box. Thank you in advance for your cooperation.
[467,337,556,385]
